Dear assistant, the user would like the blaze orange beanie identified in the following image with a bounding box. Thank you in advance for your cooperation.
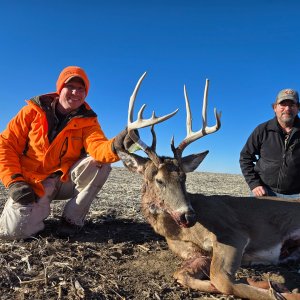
[56,66,90,95]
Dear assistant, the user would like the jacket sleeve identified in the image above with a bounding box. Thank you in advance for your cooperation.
[239,126,264,190]
[82,120,120,163]
[0,105,35,187]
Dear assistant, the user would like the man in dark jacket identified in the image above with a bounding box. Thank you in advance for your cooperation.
[240,88,300,197]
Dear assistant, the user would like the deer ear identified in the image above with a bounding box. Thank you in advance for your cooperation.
[117,151,148,174]
[181,150,209,173]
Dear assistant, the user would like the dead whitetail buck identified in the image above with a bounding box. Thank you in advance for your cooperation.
[115,73,300,300]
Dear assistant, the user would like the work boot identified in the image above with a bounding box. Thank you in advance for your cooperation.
[56,218,82,238]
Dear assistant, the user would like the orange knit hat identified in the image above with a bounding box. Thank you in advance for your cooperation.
[56,66,90,95]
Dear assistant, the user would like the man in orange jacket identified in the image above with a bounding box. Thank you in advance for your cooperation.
[0,66,132,240]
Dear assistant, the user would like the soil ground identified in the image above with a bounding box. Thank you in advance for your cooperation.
[0,167,299,300]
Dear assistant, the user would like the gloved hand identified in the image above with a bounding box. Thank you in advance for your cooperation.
[8,181,36,205]
[112,129,127,153]
[124,131,139,151]
[112,128,139,153]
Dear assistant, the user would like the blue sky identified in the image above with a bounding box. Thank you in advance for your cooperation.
[0,0,299,174]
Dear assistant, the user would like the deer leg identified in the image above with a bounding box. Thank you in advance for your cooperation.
[247,278,290,293]
[174,255,220,293]
[210,239,298,300]
[247,280,300,300]
[166,238,220,293]
[281,294,300,300]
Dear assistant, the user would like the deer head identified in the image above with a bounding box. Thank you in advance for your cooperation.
[117,73,221,228]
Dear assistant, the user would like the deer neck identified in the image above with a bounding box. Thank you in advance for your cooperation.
[141,181,181,238]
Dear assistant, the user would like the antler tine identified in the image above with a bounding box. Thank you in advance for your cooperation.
[128,72,147,125]
[174,79,221,159]
[202,78,209,129]
[184,84,193,136]
[128,72,178,131]
[201,79,222,133]
[128,105,178,131]
[127,72,179,166]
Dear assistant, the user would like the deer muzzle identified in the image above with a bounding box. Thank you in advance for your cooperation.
[174,208,197,228]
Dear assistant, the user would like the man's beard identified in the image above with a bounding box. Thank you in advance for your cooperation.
[280,113,295,126]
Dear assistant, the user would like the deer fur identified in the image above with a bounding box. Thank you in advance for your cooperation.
[118,150,300,300]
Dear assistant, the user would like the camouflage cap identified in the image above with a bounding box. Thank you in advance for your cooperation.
[276,89,299,104]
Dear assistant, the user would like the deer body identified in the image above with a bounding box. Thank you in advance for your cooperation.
[146,189,300,266]
[131,156,300,300]
[116,73,300,300]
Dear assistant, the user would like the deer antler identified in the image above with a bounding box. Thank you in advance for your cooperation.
[127,72,178,166]
[172,79,221,160]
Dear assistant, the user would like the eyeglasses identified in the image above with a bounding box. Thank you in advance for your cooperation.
[277,102,298,108]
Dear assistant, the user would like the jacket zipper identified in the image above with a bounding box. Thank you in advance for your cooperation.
[59,137,68,167]
[276,132,292,192]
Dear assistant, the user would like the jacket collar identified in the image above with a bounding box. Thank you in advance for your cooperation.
[267,115,300,132]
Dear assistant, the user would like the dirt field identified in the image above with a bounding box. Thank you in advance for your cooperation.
[0,167,299,300]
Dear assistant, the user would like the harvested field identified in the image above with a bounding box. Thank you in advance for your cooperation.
[0,167,299,299]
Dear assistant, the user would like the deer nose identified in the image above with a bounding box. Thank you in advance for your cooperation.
[187,210,197,227]
[179,209,197,228]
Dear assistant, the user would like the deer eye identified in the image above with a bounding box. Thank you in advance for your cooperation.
[156,179,165,187]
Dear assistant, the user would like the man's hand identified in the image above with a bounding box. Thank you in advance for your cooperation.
[112,128,139,153]
[252,185,267,197]
[112,129,127,153]
[8,181,36,205]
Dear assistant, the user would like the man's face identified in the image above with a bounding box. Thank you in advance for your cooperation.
[274,100,299,127]
[58,77,86,114]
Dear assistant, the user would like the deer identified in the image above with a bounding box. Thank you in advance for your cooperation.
[115,73,300,300]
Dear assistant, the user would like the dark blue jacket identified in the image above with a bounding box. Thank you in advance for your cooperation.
[240,116,300,194]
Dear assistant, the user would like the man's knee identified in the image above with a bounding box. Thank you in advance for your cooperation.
[72,156,112,187]
[0,198,49,240]
[97,163,112,178]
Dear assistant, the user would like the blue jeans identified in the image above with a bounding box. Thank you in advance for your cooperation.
[251,187,300,199]
[265,188,300,199]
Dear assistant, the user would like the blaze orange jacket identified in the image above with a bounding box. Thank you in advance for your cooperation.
[0,93,120,197]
